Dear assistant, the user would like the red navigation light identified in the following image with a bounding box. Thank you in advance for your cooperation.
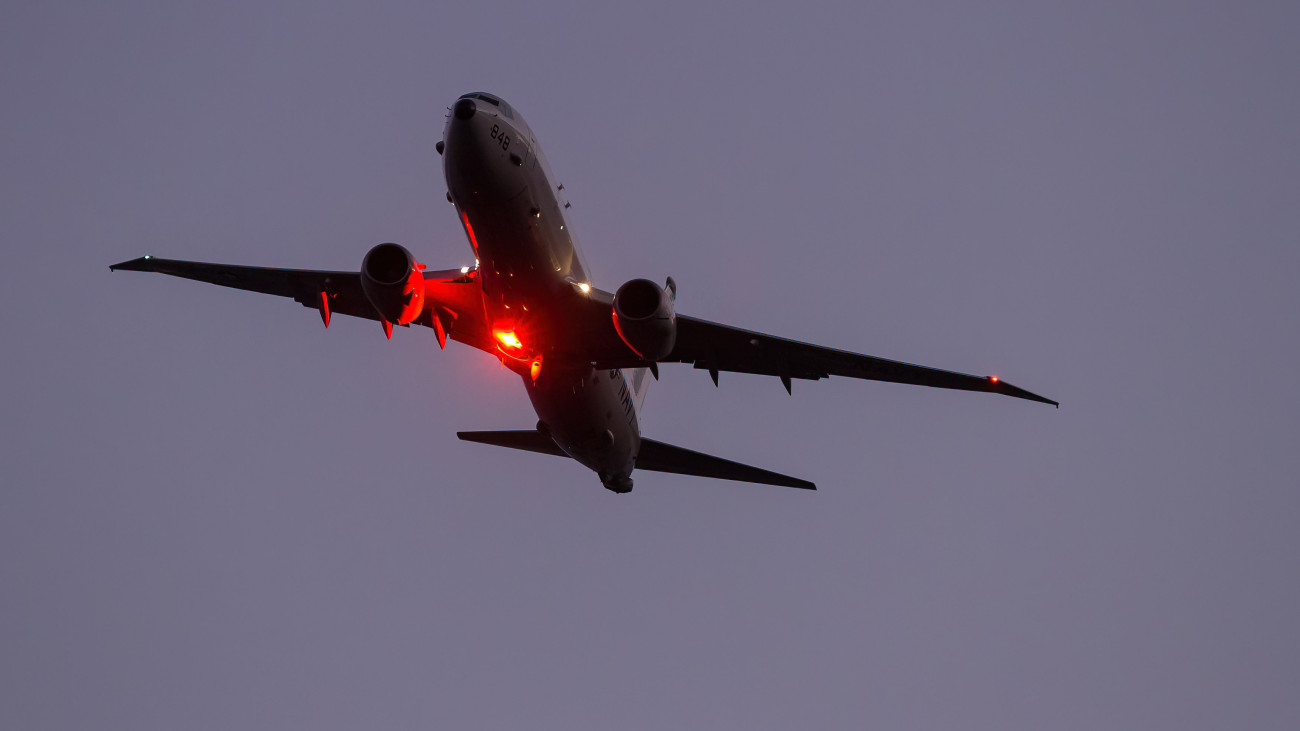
[492,318,538,361]
[989,376,999,383]
[495,329,522,351]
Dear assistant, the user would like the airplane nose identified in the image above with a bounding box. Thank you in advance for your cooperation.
[453,98,476,120]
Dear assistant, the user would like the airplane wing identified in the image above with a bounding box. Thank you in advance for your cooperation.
[576,288,1057,407]
[668,314,1058,405]
[109,256,485,344]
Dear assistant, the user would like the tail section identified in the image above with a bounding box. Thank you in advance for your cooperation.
[457,429,815,490]
[456,430,565,456]
[636,438,815,490]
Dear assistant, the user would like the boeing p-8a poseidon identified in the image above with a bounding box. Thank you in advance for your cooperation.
[113,92,1056,493]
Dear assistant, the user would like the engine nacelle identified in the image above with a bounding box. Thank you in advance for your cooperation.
[612,278,676,361]
[361,243,425,325]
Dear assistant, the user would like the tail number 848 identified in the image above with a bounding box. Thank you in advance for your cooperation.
[490,125,511,151]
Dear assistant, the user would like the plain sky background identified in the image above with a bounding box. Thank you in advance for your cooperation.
[3,1,1298,729]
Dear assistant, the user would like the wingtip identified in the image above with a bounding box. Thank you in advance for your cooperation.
[989,377,1058,407]
[765,475,818,490]
[772,473,817,490]
[109,255,156,272]
[1022,390,1059,408]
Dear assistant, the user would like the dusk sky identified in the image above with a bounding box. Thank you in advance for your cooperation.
[3,2,1298,728]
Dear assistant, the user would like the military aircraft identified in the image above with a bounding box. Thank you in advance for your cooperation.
[112,91,1055,493]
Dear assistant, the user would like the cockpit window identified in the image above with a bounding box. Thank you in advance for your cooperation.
[458,92,514,120]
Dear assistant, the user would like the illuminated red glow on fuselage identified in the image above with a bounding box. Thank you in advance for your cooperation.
[460,210,480,252]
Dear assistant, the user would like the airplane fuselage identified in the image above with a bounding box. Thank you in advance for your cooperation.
[442,93,643,491]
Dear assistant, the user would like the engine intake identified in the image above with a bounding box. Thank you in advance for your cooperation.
[612,278,676,361]
[361,243,424,325]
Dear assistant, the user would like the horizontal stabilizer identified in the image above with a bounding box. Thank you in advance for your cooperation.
[458,430,814,490]
[457,430,566,457]
[637,438,815,490]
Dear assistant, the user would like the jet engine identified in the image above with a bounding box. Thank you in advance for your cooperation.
[612,278,676,360]
[361,243,425,325]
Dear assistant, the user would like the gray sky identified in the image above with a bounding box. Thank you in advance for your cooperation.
[3,1,1298,728]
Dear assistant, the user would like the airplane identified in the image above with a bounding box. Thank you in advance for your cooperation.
[111,91,1056,494]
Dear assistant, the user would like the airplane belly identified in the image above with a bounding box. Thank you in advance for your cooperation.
[444,107,587,300]
[459,181,582,303]
[525,368,639,486]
